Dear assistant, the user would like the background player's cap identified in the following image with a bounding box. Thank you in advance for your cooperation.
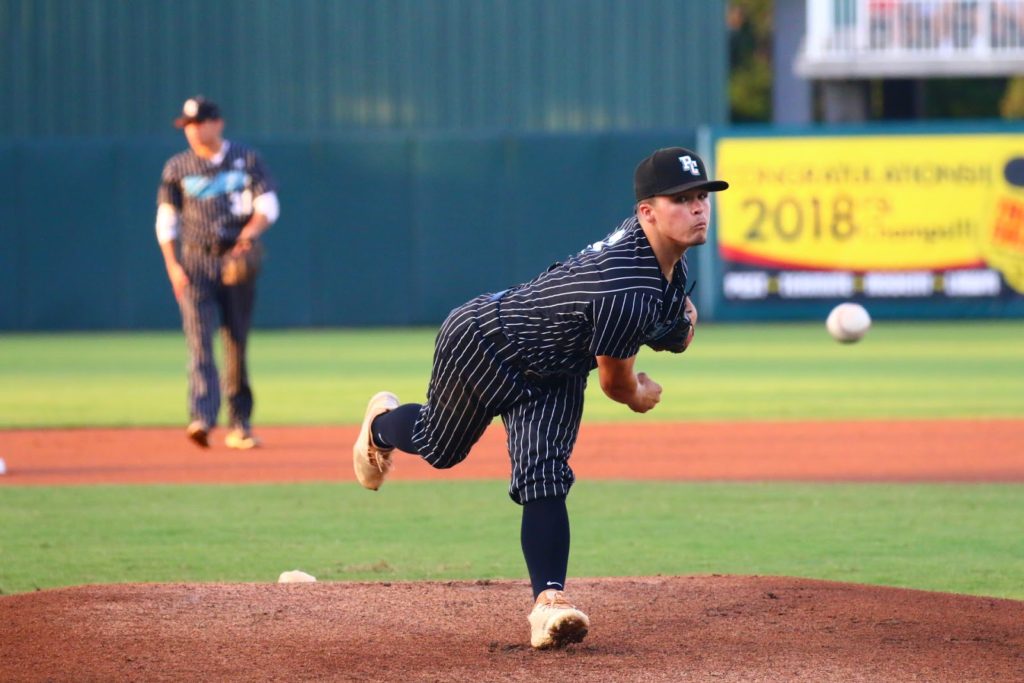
[634,147,729,201]
[173,96,222,128]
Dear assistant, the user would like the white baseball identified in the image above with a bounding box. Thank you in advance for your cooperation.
[826,303,871,343]
[0,457,6,475]
[278,570,317,583]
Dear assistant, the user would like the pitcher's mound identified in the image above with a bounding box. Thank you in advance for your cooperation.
[2,576,1021,682]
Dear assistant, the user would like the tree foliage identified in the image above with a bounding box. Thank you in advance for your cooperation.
[729,0,1022,122]
[1000,78,1024,119]
[728,0,774,122]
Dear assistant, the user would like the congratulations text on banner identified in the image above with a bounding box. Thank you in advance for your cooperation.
[714,134,1024,299]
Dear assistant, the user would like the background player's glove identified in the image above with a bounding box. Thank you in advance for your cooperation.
[221,241,263,286]
[645,314,694,353]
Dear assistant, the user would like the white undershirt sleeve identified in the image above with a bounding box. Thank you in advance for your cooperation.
[155,203,180,244]
[253,191,280,224]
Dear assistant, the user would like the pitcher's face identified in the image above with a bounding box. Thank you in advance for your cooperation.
[647,190,711,248]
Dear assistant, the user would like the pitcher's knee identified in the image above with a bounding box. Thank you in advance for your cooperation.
[422,448,469,470]
[509,462,575,505]
[429,453,468,470]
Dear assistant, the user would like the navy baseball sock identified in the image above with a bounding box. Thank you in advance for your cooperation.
[370,403,422,454]
[520,495,570,599]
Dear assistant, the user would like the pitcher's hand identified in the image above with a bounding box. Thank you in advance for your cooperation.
[627,372,662,413]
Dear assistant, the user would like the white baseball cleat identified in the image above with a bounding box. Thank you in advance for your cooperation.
[225,428,262,450]
[527,589,590,649]
[353,391,400,490]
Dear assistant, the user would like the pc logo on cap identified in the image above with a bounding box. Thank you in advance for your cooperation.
[174,96,221,128]
[634,147,729,201]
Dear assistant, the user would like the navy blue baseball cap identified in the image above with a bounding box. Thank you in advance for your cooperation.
[174,96,222,128]
[634,147,729,201]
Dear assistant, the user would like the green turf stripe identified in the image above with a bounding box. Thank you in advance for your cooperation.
[2,322,1022,426]
[1,481,1021,599]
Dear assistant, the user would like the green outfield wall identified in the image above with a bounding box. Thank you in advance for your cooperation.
[0,132,696,330]
[4,124,1024,331]
[0,0,727,138]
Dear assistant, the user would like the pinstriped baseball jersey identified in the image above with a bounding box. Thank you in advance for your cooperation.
[410,215,691,504]
[499,215,690,376]
[158,141,276,250]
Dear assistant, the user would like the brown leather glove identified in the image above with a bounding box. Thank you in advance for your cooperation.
[221,241,263,286]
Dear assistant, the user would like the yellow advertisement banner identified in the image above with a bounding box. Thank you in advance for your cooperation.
[715,134,1024,293]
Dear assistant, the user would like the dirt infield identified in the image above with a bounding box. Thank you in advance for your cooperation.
[1,418,1022,485]
[2,577,1023,682]
[1,419,1022,681]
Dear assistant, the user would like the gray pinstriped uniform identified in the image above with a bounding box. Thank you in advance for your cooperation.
[157,141,276,430]
[412,216,689,504]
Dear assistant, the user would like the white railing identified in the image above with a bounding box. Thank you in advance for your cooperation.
[801,0,1024,76]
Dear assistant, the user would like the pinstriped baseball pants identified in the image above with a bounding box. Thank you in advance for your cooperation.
[411,295,586,505]
[179,249,256,430]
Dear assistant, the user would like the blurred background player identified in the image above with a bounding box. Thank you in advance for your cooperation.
[155,96,280,450]
[353,147,727,648]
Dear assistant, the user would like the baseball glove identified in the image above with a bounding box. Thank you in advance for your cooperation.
[645,313,694,353]
[221,241,263,286]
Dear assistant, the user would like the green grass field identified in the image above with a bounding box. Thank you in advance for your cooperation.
[2,321,1022,427]
[2,482,1022,599]
[1,321,1022,598]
